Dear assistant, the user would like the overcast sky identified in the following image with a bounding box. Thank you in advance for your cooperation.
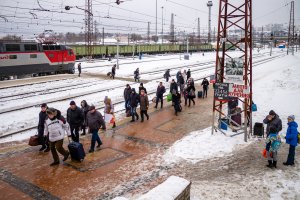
[0,0,299,38]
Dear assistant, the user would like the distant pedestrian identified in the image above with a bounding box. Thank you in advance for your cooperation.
[123,84,131,112]
[154,82,166,109]
[187,69,191,80]
[134,68,140,82]
[37,103,49,152]
[80,100,90,135]
[112,64,116,79]
[201,78,209,98]
[169,79,178,93]
[67,101,84,142]
[104,96,116,128]
[164,69,171,82]
[172,90,181,116]
[265,126,281,168]
[78,63,82,77]
[263,110,282,137]
[44,108,70,166]
[176,70,181,83]
[283,115,298,166]
[187,83,196,107]
[86,105,105,153]
[139,89,149,122]
[129,88,140,122]
[138,83,147,95]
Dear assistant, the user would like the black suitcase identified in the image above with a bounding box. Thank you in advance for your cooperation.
[198,91,203,98]
[68,141,86,162]
[253,122,264,137]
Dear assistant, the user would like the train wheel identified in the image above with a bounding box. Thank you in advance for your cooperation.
[69,67,75,74]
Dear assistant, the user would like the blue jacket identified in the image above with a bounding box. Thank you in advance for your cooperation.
[286,121,298,146]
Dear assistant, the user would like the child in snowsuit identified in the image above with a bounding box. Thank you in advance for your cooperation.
[265,126,281,168]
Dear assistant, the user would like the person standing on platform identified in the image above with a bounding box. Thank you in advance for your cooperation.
[80,100,90,135]
[139,89,149,122]
[38,103,49,152]
[124,84,131,112]
[201,78,209,98]
[283,115,298,166]
[112,64,116,79]
[154,82,166,109]
[77,63,82,77]
[67,101,84,142]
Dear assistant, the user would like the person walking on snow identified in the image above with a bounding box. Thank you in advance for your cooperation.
[154,82,166,109]
[111,64,116,79]
[170,79,178,93]
[265,126,281,168]
[104,96,116,128]
[164,69,171,82]
[77,63,82,77]
[123,84,131,112]
[80,100,90,135]
[86,105,106,153]
[138,82,147,95]
[67,101,84,142]
[283,115,298,166]
[134,68,140,82]
[139,89,149,122]
[129,88,140,122]
[201,78,209,98]
[263,110,282,137]
[186,69,191,80]
[187,83,196,107]
[44,108,70,166]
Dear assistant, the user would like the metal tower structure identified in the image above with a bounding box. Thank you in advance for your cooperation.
[197,17,201,44]
[287,1,295,55]
[207,1,213,43]
[170,13,175,43]
[147,22,151,44]
[212,0,253,142]
[85,0,93,59]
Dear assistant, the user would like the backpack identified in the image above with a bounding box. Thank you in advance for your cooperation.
[298,131,300,144]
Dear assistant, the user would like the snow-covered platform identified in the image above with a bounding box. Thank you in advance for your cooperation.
[0,87,214,199]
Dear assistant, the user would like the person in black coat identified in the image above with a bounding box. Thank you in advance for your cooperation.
[164,69,171,82]
[169,79,178,93]
[172,90,181,116]
[67,101,84,142]
[155,82,166,109]
[187,83,196,107]
[80,100,90,135]
[123,84,131,112]
[77,63,81,77]
[138,82,147,95]
[134,68,140,82]
[263,110,282,137]
[129,88,140,122]
[201,78,209,98]
[187,69,191,80]
[38,103,49,152]
[111,64,116,79]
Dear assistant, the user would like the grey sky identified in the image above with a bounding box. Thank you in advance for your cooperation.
[0,0,299,37]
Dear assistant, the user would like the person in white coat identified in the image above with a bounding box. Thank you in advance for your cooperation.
[44,108,71,166]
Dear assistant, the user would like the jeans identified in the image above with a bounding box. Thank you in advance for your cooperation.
[90,129,102,151]
[286,145,296,164]
[131,106,139,120]
[125,99,130,111]
[70,125,80,142]
[50,139,69,162]
[155,95,163,108]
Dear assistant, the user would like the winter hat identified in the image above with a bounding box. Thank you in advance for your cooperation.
[131,88,136,92]
[269,126,277,133]
[269,110,276,116]
[288,115,295,121]
[41,103,47,108]
[140,83,143,87]
[70,101,76,105]
[89,105,96,111]
[46,107,57,116]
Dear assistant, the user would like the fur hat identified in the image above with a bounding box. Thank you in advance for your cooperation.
[70,101,76,105]
[288,115,295,121]
[46,107,57,116]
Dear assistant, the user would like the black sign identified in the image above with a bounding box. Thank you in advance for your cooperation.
[214,82,229,100]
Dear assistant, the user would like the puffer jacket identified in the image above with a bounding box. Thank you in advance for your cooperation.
[44,117,71,142]
[286,121,298,146]
[263,114,282,136]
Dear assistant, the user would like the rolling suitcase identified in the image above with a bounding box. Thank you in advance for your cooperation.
[198,91,203,98]
[253,122,264,137]
[68,141,86,162]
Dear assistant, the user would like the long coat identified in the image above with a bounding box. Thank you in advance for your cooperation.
[139,94,149,111]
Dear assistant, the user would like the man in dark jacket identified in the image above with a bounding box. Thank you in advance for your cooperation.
[112,64,116,79]
[80,100,90,135]
[86,105,106,153]
[155,82,166,109]
[263,110,282,137]
[201,78,209,98]
[78,63,81,77]
[187,69,191,80]
[67,101,84,142]
[124,84,131,112]
[38,103,49,152]
[139,89,149,122]
[129,88,140,122]
[170,79,178,93]
[164,69,171,82]
[138,83,147,95]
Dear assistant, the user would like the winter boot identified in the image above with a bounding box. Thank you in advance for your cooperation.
[135,113,139,120]
[273,161,277,168]
[266,160,273,168]
[130,116,135,122]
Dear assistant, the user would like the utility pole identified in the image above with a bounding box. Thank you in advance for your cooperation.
[162,6,164,44]
[207,1,213,43]
[147,22,151,44]
[270,33,273,56]
[117,37,119,69]
[102,27,104,45]
[261,26,264,48]
[155,0,158,38]
[170,13,175,43]
[287,0,295,55]
[85,0,93,60]
[94,20,97,44]
[197,17,201,44]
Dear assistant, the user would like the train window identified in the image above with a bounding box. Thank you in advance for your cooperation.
[9,55,17,59]
[55,45,61,50]
[30,54,37,58]
[5,44,20,52]
[48,54,54,58]
[25,44,38,51]
[68,50,73,56]
[43,46,49,50]
[49,45,55,50]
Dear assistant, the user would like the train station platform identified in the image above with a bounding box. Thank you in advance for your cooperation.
[0,88,213,200]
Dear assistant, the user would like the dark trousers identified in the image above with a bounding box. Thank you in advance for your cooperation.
[131,107,139,120]
[38,127,46,147]
[90,129,102,151]
[140,110,149,121]
[82,125,86,134]
[287,145,296,164]
[70,125,80,142]
[166,77,169,82]
[78,71,81,77]
[188,98,195,106]
[50,139,69,162]
[125,99,130,111]
[155,95,163,108]
[203,88,208,98]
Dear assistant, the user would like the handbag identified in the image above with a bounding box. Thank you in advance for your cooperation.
[167,93,172,102]
[252,103,257,112]
[28,135,40,146]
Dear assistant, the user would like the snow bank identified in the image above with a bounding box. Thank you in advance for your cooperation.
[163,127,249,164]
